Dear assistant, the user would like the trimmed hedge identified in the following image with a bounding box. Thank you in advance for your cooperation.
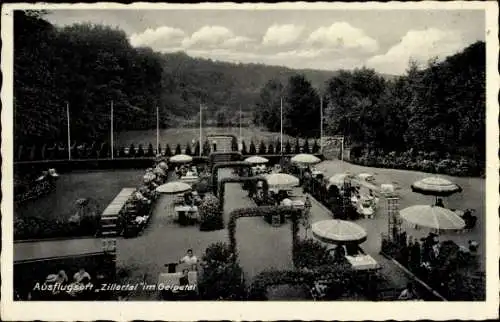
[199,193,223,231]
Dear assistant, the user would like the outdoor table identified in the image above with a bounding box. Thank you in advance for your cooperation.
[174,205,199,225]
[180,175,198,185]
[358,204,374,219]
[345,254,380,271]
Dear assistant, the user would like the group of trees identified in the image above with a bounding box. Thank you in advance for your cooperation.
[14,10,337,146]
[255,41,485,163]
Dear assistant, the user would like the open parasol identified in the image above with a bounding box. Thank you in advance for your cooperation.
[312,219,367,244]
[169,154,193,163]
[244,156,269,164]
[411,176,462,197]
[265,173,300,187]
[291,153,321,164]
[156,181,192,194]
[400,205,465,230]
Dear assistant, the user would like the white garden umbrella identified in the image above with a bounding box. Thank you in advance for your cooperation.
[400,205,465,230]
[265,173,300,187]
[244,156,269,164]
[156,181,192,194]
[411,176,462,197]
[328,173,352,187]
[312,220,367,244]
[169,154,193,163]
[291,153,321,164]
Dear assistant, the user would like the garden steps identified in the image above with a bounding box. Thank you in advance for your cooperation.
[98,188,136,237]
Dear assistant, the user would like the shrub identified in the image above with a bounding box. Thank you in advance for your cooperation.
[136,145,145,157]
[164,144,172,157]
[267,143,274,154]
[199,193,223,231]
[117,146,125,158]
[175,144,182,155]
[128,144,136,157]
[241,140,247,155]
[294,138,300,154]
[194,141,200,156]
[312,140,320,153]
[199,242,246,300]
[203,140,211,156]
[259,140,267,154]
[249,141,257,155]
[231,137,238,151]
[275,139,281,154]
[293,239,337,269]
[285,140,292,154]
[192,177,211,198]
[302,139,310,154]
[146,143,154,157]
[185,142,192,156]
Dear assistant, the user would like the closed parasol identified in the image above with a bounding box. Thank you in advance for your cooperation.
[156,181,192,194]
[400,205,465,230]
[312,219,367,244]
[169,154,193,163]
[291,153,321,164]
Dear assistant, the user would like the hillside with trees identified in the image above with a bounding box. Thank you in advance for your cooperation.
[13,10,343,146]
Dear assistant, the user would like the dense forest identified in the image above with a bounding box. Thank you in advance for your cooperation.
[14,10,339,146]
[254,41,486,165]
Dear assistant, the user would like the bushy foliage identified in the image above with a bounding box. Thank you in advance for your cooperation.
[258,140,267,154]
[352,151,482,176]
[136,145,144,157]
[146,143,154,157]
[198,242,246,300]
[294,138,301,154]
[14,198,101,239]
[249,141,257,155]
[174,144,182,155]
[164,144,172,157]
[302,139,310,153]
[199,193,223,231]
[185,142,192,156]
[241,140,247,155]
[285,140,292,154]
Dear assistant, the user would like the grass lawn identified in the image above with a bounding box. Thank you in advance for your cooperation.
[15,169,144,222]
[115,126,313,149]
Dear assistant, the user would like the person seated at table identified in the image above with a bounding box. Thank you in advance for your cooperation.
[73,268,91,284]
[179,249,198,269]
[435,198,444,208]
[398,282,417,300]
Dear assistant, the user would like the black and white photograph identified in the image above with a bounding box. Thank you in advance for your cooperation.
[1,2,498,321]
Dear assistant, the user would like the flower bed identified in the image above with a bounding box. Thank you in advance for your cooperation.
[351,150,483,177]
[381,235,485,301]
[119,161,169,238]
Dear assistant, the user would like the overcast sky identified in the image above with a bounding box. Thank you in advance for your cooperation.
[46,9,485,74]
